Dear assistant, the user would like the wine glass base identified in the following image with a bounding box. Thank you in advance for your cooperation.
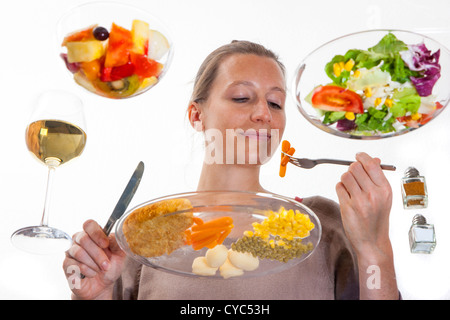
[11,226,72,255]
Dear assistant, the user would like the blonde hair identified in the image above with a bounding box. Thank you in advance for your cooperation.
[190,40,285,105]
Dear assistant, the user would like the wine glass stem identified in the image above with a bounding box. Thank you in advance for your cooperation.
[40,161,59,227]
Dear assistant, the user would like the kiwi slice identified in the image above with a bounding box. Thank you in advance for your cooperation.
[95,74,140,98]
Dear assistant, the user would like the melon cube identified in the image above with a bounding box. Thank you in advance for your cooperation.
[66,40,104,63]
[131,19,150,55]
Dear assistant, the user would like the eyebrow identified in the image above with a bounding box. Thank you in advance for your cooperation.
[229,80,286,95]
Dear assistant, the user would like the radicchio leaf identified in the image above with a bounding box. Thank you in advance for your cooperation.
[400,43,441,96]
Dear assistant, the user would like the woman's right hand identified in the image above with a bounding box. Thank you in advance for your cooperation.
[63,219,127,300]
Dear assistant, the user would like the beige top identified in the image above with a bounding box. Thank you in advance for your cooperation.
[112,196,359,300]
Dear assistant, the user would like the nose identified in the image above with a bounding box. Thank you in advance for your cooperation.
[251,99,272,124]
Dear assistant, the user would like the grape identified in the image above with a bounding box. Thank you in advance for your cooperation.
[93,26,109,41]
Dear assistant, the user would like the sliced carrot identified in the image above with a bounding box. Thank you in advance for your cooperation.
[281,140,291,153]
[280,155,289,166]
[190,227,226,242]
[192,233,219,250]
[206,239,218,249]
[279,164,287,177]
[279,143,295,178]
[217,226,232,244]
[191,216,233,232]
[280,147,295,166]
[193,217,204,225]
[184,229,192,245]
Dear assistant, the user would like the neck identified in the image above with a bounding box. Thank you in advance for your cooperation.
[196,162,265,193]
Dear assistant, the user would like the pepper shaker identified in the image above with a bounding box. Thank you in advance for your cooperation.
[408,214,436,254]
[401,167,428,209]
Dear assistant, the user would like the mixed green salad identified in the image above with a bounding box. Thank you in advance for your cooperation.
[305,32,442,135]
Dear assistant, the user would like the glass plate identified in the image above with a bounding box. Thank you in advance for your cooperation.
[56,1,174,99]
[115,191,321,279]
[292,29,450,139]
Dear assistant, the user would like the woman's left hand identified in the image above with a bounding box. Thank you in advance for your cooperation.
[336,152,399,299]
[335,152,393,257]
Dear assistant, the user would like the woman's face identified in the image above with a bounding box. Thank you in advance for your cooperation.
[199,54,286,165]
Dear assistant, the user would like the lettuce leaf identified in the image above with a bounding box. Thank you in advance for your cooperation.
[322,111,346,124]
[390,94,421,118]
[324,55,350,86]
[354,106,395,132]
[325,33,419,85]
[368,33,408,55]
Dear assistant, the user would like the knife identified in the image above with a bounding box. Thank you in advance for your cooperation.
[102,161,145,235]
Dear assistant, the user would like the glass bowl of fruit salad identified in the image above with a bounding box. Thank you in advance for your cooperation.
[57,1,173,99]
[292,29,450,139]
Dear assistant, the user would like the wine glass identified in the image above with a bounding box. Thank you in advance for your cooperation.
[11,90,87,254]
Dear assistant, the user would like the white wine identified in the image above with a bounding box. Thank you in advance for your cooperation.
[25,119,87,165]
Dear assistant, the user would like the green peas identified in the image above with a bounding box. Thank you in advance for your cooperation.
[231,235,313,263]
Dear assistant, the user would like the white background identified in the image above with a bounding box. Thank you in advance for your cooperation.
[1,0,449,299]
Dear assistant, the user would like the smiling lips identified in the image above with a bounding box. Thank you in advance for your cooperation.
[239,130,272,141]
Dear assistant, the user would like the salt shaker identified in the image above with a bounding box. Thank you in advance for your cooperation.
[401,167,428,209]
[408,214,436,254]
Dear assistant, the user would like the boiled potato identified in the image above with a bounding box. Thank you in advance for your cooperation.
[205,244,228,268]
[192,256,217,276]
[219,258,244,279]
[228,249,259,271]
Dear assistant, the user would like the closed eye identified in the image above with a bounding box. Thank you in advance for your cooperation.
[268,101,282,109]
[232,97,249,103]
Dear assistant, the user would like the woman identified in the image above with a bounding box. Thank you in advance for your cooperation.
[63,40,399,300]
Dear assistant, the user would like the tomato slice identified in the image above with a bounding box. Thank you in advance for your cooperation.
[311,85,363,113]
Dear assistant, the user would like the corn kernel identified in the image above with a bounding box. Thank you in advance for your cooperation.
[344,59,355,71]
[333,63,342,77]
[269,239,275,248]
[345,112,355,120]
[251,208,315,241]
[353,70,361,78]
[244,230,253,237]
[287,210,294,220]
[374,97,382,106]
[385,98,393,108]
[339,61,345,70]
[277,239,286,247]
[411,113,422,121]
[364,87,372,97]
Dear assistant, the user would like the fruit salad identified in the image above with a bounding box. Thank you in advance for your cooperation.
[305,33,442,136]
[60,19,170,99]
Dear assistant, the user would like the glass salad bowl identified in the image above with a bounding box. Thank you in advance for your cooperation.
[292,29,450,139]
[56,1,174,99]
[115,191,321,279]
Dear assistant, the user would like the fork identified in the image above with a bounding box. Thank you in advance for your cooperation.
[283,153,396,171]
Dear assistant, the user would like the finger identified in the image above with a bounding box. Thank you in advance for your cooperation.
[63,253,98,278]
[74,230,111,272]
[67,239,101,273]
[348,161,373,192]
[83,219,109,249]
[108,233,125,255]
[340,171,362,199]
[335,181,351,204]
[355,152,388,186]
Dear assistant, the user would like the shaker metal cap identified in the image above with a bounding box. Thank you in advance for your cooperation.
[412,214,427,225]
[404,167,420,178]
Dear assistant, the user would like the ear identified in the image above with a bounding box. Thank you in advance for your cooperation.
[188,102,204,132]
